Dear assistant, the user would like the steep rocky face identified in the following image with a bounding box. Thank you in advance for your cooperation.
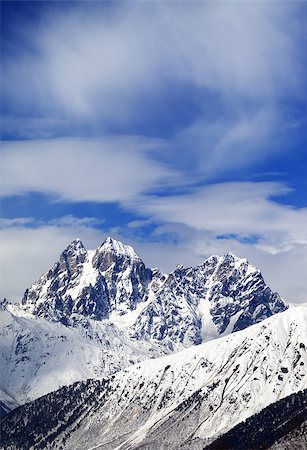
[21,237,152,323]
[92,237,152,314]
[22,239,89,323]
[20,237,287,345]
[1,307,306,450]
[130,253,287,347]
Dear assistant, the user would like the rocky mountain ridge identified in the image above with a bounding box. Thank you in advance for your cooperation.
[21,237,288,347]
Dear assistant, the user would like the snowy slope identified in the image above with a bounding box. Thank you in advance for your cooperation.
[1,307,306,450]
[0,303,165,411]
[206,388,307,449]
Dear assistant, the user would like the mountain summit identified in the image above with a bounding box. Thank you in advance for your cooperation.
[98,236,142,260]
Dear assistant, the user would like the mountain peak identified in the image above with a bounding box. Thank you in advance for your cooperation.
[220,252,256,270]
[99,236,141,260]
[222,251,244,262]
[223,251,238,258]
[62,238,86,256]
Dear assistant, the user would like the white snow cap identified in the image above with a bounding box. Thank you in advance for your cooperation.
[63,238,86,255]
[100,237,141,260]
[221,252,257,270]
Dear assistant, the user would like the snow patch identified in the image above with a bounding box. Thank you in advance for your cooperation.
[65,250,98,300]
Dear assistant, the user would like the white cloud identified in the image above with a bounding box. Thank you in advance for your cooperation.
[0,137,176,202]
[124,180,307,303]
[132,182,307,247]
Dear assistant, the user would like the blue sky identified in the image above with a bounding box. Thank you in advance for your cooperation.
[1,1,307,303]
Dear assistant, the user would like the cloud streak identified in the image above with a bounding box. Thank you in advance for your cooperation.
[2,1,305,182]
[1,1,306,192]
[2,2,304,123]
[132,182,307,250]
[0,137,176,202]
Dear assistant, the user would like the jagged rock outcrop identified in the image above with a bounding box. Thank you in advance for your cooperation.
[22,237,152,323]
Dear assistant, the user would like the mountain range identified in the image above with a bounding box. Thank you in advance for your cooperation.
[21,237,287,345]
[0,237,305,449]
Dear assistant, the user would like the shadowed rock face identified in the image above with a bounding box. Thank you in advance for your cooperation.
[21,237,152,323]
[21,239,89,323]
[130,252,287,348]
[92,238,152,314]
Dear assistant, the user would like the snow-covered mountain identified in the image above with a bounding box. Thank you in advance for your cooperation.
[0,237,288,413]
[1,307,306,450]
[21,237,287,346]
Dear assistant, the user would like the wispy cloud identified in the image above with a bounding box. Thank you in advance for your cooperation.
[0,217,33,228]
[167,106,283,176]
[2,1,305,183]
[2,2,305,128]
[131,181,307,250]
[0,215,104,230]
[0,137,177,202]
[46,215,104,228]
